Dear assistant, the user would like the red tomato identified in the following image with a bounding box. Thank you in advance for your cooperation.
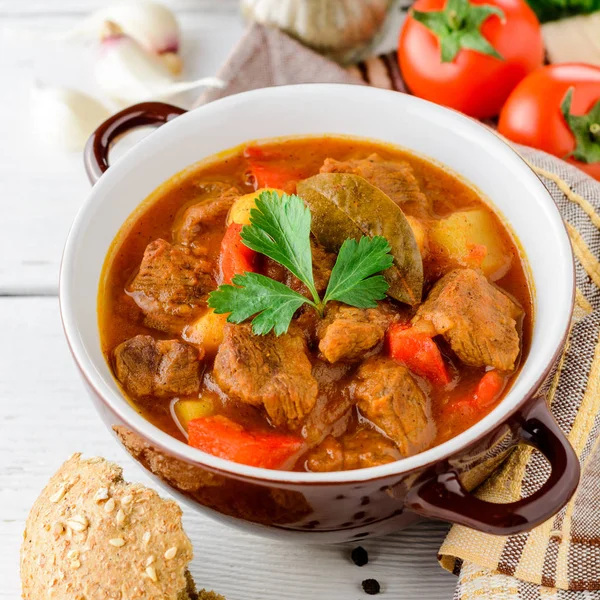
[398,0,543,119]
[498,63,600,180]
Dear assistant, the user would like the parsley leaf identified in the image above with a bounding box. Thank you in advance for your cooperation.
[323,236,393,308]
[240,191,319,304]
[207,191,393,335]
[208,272,308,336]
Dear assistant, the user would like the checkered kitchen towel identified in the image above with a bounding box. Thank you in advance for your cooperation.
[197,23,600,597]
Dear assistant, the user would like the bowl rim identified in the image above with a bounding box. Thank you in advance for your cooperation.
[60,83,576,485]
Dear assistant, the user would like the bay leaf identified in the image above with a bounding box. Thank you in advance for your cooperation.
[297,173,423,305]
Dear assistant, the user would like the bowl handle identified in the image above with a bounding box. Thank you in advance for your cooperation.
[405,396,580,535]
[83,102,187,185]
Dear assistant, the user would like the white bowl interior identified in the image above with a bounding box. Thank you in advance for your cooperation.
[61,84,574,484]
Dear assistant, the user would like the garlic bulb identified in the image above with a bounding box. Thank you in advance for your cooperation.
[543,13,600,66]
[241,0,393,63]
[30,84,111,152]
[95,22,222,105]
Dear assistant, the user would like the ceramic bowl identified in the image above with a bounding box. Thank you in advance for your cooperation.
[60,84,578,542]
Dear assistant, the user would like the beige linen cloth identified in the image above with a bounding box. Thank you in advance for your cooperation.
[198,24,600,599]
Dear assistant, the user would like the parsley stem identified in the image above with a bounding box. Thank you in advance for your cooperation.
[307,286,323,312]
[304,289,326,317]
[303,298,325,318]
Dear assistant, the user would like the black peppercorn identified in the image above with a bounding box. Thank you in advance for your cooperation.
[362,578,381,595]
[351,546,369,567]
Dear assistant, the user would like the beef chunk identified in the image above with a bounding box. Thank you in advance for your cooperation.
[302,361,357,445]
[294,306,320,348]
[320,154,430,215]
[114,335,202,398]
[306,436,344,472]
[263,240,335,299]
[174,183,239,246]
[128,239,216,333]
[317,302,399,363]
[352,357,435,456]
[306,428,402,472]
[413,268,522,371]
[213,324,318,428]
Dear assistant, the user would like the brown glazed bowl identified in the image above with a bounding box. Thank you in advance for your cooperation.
[60,85,579,542]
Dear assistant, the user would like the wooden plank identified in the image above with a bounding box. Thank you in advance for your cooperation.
[0,296,456,599]
[0,1,407,295]
[0,11,244,295]
[0,0,240,16]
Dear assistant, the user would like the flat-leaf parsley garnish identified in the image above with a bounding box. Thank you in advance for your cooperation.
[208,191,393,335]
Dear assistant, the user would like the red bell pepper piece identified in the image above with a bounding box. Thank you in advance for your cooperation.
[244,147,304,192]
[473,369,506,408]
[188,416,304,469]
[247,161,303,191]
[219,223,257,284]
[387,323,451,386]
[444,370,507,420]
[243,145,283,161]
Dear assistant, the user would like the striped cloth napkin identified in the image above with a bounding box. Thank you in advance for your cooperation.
[198,23,600,598]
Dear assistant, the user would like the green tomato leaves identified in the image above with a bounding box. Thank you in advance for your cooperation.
[561,87,600,164]
[411,0,505,63]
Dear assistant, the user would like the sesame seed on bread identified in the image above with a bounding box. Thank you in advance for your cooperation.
[21,453,197,599]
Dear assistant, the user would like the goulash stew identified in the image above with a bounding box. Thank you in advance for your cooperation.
[99,137,532,472]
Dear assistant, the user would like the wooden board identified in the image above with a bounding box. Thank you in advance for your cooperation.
[0,4,244,295]
[0,0,406,295]
[0,1,456,597]
[0,297,456,599]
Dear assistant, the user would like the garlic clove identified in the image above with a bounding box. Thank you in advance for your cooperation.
[95,21,222,105]
[30,84,111,152]
[96,20,173,105]
[104,1,180,55]
[3,2,183,70]
[65,1,181,55]
[160,51,184,76]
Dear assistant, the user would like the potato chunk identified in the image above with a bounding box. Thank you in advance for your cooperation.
[406,215,428,258]
[429,209,512,280]
[174,396,215,430]
[183,309,228,356]
[227,187,285,226]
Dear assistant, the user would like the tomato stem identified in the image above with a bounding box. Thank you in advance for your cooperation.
[561,87,600,164]
[447,9,461,28]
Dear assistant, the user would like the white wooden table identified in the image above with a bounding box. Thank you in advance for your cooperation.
[0,1,456,597]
